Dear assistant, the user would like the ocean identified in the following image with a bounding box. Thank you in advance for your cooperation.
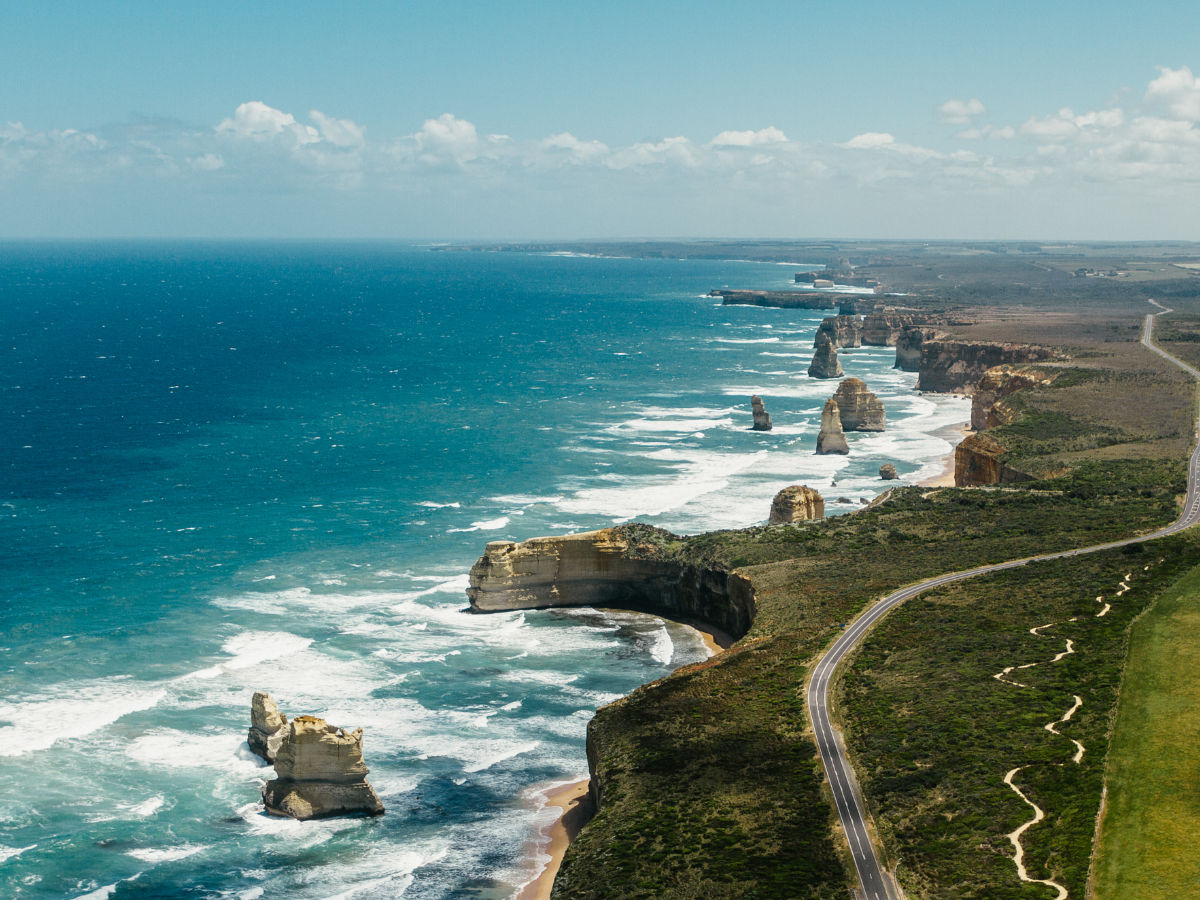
[0,243,968,898]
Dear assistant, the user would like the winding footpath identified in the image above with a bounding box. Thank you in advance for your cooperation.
[806,301,1200,900]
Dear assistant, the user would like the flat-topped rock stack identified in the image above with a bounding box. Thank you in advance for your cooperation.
[751,395,772,431]
[808,332,844,379]
[768,485,825,524]
[815,398,850,454]
[832,378,885,431]
[815,315,863,349]
[250,694,384,821]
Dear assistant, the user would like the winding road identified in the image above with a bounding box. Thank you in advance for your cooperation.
[805,301,1200,900]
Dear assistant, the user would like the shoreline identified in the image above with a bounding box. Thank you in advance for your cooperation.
[516,778,594,900]
[917,421,969,487]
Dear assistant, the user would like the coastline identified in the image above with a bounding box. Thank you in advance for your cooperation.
[918,421,969,487]
[517,778,594,900]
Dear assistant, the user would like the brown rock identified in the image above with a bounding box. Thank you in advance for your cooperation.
[751,395,772,431]
[815,315,862,348]
[261,715,384,819]
[808,333,844,379]
[768,485,825,524]
[815,398,850,454]
[879,463,898,480]
[894,326,941,371]
[917,340,1063,393]
[954,433,1035,486]
[248,691,287,763]
[832,378,886,431]
[970,366,1060,431]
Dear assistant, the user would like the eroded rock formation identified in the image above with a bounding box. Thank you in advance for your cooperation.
[712,290,840,310]
[751,395,772,431]
[248,691,287,763]
[832,378,885,431]
[815,398,850,454]
[879,463,898,480]
[917,340,1062,394]
[768,485,825,524]
[815,315,862,349]
[468,528,756,640]
[894,326,942,371]
[954,433,1035,486]
[808,333,844,379]
[971,366,1060,431]
[261,715,384,820]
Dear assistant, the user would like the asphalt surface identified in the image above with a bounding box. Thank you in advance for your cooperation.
[805,303,1200,900]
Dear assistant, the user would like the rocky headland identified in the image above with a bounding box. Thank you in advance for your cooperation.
[468,528,756,640]
[953,432,1035,486]
[916,340,1064,393]
[831,378,885,432]
[894,325,942,371]
[970,366,1060,430]
[768,485,825,524]
[711,289,841,310]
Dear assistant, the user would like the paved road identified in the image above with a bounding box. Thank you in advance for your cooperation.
[805,303,1200,900]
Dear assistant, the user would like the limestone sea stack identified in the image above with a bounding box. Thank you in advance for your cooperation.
[815,315,862,349]
[248,691,288,763]
[815,398,850,454]
[751,395,772,431]
[879,463,898,480]
[261,715,384,820]
[831,378,885,431]
[768,485,825,524]
[808,333,844,379]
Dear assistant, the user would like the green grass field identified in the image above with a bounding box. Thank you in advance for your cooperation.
[1090,560,1200,899]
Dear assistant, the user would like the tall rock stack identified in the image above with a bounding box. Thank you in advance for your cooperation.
[815,315,862,348]
[815,398,850,454]
[751,395,772,431]
[768,485,825,524]
[248,691,288,763]
[259,713,385,820]
[808,332,844,379]
[832,378,886,431]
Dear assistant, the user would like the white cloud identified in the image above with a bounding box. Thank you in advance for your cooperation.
[957,125,1016,140]
[842,132,896,150]
[607,136,697,170]
[709,126,788,147]
[539,132,610,163]
[938,98,986,124]
[309,110,365,147]
[217,101,320,144]
[1145,65,1200,121]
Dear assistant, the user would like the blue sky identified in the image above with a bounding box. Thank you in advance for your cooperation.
[4,1,1200,239]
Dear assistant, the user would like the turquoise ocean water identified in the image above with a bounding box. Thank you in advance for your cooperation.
[0,244,968,898]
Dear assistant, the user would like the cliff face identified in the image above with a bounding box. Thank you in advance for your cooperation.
[970,366,1059,431]
[894,326,943,372]
[832,378,885,431]
[467,529,757,640]
[815,315,862,349]
[917,340,1062,393]
[768,485,825,524]
[954,433,1035,486]
[808,333,844,379]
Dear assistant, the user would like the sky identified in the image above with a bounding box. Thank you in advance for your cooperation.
[3,0,1200,240]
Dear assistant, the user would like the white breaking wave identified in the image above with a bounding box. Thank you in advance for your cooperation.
[126,843,210,863]
[0,678,167,757]
[448,516,511,533]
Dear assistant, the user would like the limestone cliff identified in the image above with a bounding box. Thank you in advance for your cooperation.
[768,485,824,524]
[248,691,287,763]
[831,378,885,432]
[467,528,756,640]
[751,395,772,431]
[970,366,1060,431]
[917,340,1062,394]
[808,333,844,379]
[815,315,862,349]
[954,433,1035,486]
[894,326,943,372]
[815,398,850,454]
[261,715,384,820]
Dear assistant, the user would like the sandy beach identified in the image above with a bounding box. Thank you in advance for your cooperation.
[517,778,594,900]
[918,422,969,487]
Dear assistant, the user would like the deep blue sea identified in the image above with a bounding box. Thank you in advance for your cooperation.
[0,244,968,898]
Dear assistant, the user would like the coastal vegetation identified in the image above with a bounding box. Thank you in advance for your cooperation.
[550,286,1200,898]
